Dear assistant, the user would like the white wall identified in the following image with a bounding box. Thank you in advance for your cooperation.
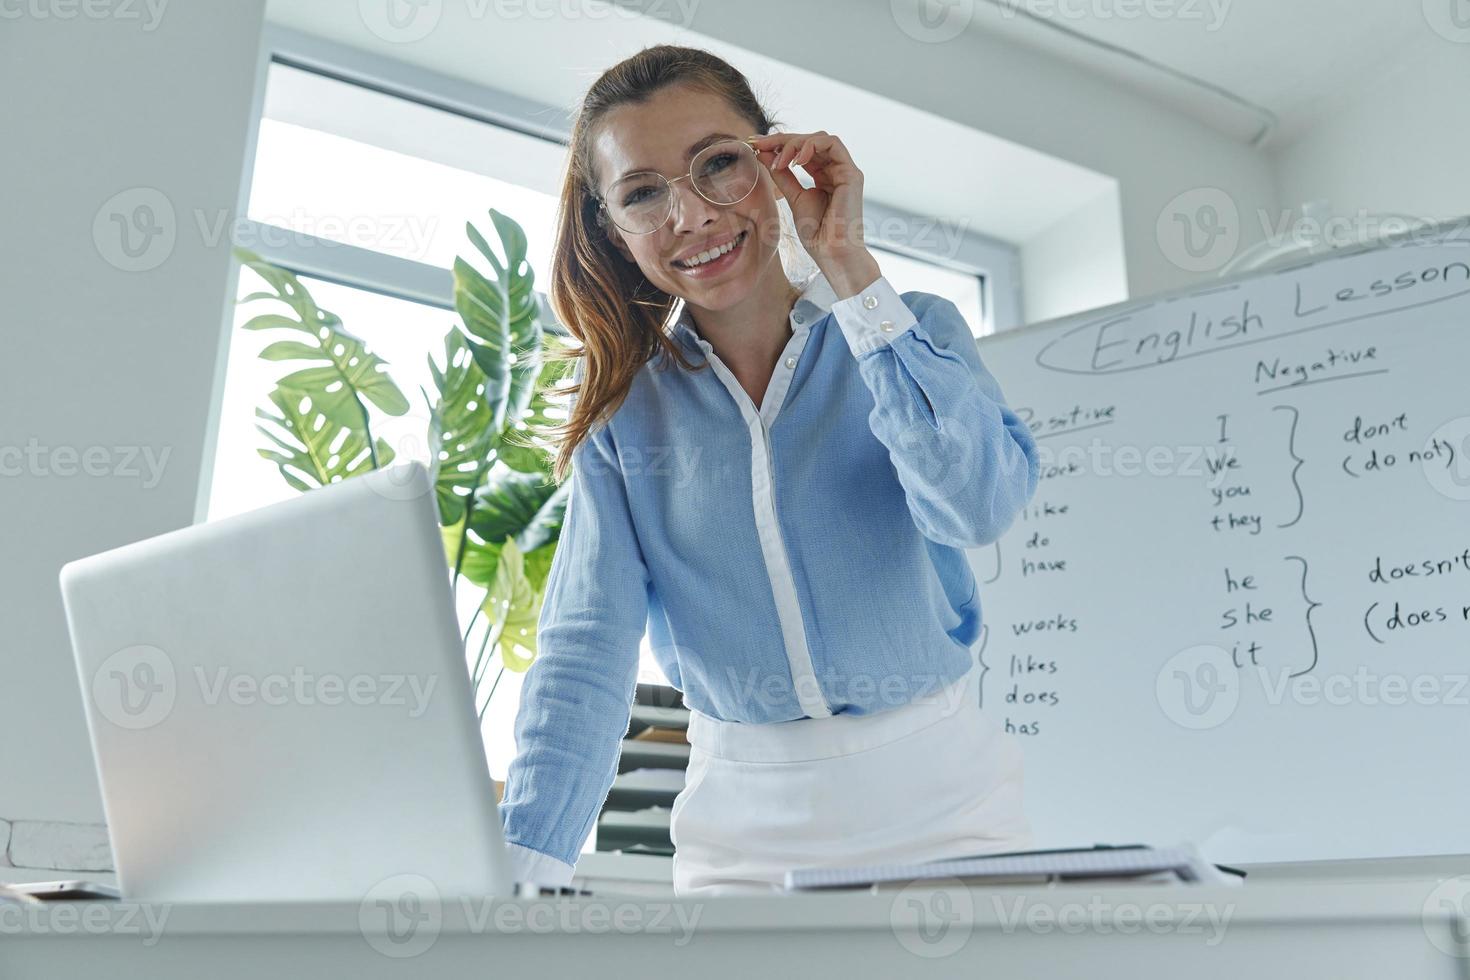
[0,0,267,863]
[1021,189,1129,325]
[1273,31,1470,234]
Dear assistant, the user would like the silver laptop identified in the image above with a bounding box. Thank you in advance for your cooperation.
[59,462,516,902]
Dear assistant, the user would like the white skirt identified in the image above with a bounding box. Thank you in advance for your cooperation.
[669,649,1032,897]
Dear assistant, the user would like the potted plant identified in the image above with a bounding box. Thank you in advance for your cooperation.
[232,209,573,728]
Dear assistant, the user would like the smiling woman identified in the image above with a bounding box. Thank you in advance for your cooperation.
[497,44,1040,897]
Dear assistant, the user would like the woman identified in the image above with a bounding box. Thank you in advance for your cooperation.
[497,44,1040,897]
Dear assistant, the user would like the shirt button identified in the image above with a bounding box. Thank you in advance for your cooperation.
[880,320,895,332]
[793,314,804,324]
[862,295,878,310]
[785,356,796,368]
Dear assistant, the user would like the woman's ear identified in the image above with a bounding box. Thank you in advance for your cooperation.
[607,224,636,264]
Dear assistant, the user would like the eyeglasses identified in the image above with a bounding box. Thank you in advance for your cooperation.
[596,136,762,236]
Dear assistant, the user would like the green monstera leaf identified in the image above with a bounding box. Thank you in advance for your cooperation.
[497,348,575,476]
[453,209,543,439]
[255,387,396,492]
[236,246,408,488]
[469,469,569,557]
[426,329,499,526]
[480,537,542,675]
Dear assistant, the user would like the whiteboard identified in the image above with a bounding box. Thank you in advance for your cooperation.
[968,233,1470,864]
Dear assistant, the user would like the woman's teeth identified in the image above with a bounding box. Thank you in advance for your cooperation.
[676,231,745,269]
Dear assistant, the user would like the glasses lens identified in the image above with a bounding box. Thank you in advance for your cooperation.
[692,140,758,205]
[605,175,670,235]
[602,141,758,234]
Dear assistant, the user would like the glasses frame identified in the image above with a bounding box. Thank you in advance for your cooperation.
[596,136,763,236]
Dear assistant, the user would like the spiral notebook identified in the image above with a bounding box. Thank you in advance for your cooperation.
[783,843,1244,892]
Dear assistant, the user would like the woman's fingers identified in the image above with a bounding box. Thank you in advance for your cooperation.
[750,132,855,195]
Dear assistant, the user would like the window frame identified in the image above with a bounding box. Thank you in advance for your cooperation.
[240,25,1021,325]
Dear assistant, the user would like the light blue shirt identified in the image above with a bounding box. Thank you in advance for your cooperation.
[497,270,1040,884]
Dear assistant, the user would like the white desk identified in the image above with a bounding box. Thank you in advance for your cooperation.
[3,878,1466,978]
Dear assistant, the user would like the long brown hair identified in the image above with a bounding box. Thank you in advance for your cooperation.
[537,44,782,483]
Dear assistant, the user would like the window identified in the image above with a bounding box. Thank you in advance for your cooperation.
[210,30,1022,812]
[872,245,987,337]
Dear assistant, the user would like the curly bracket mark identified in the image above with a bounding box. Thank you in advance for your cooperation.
[1274,404,1305,529]
[1285,554,1322,677]
[982,541,1002,585]
[975,624,991,709]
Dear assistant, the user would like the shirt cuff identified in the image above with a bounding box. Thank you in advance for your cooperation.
[504,841,576,888]
[829,274,919,356]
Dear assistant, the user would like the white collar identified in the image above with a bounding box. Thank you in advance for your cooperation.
[668,270,838,351]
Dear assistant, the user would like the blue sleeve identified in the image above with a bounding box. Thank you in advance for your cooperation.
[496,417,649,877]
[829,274,1040,548]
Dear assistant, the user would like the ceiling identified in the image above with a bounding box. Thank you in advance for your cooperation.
[959,0,1437,144]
